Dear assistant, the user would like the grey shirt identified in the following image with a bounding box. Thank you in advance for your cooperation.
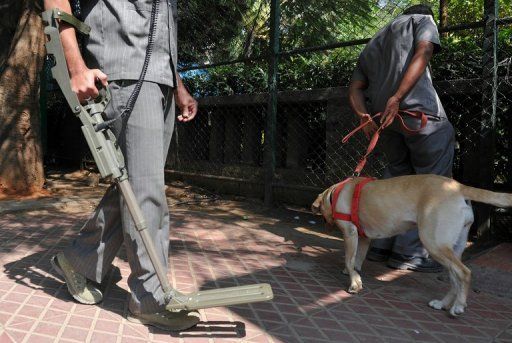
[81,0,178,87]
[352,14,446,118]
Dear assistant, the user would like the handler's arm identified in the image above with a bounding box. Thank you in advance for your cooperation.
[349,80,378,138]
[381,41,434,128]
[174,73,198,122]
[44,0,107,102]
[349,80,369,118]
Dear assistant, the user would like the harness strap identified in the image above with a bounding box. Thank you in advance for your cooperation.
[331,178,353,221]
[52,8,91,35]
[350,177,374,238]
[330,177,374,237]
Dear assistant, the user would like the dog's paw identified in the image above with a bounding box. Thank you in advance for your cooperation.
[449,304,465,317]
[428,299,445,311]
[348,280,363,294]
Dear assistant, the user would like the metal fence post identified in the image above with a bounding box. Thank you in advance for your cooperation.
[472,0,499,239]
[264,0,280,206]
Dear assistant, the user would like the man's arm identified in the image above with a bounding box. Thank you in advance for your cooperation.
[44,0,107,103]
[174,74,198,122]
[349,80,378,138]
[349,80,369,118]
[380,40,434,128]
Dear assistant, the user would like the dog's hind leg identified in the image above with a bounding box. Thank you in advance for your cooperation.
[447,252,471,316]
[431,247,471,316]
[427,266,458,312]
[422,238,471,316]
[453,207,473,259]
[419,202,472,316]
[428,223,471,313]
[340,222,363,294]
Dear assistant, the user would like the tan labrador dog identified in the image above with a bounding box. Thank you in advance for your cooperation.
[311,174,512,317]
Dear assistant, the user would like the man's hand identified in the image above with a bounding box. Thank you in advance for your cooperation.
[175,84,197,122]
[381,41,434,128]
[70,67,108,103]
[380,96,400,129]
[360,113,379,139]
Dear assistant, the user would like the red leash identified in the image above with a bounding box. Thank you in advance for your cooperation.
[342,111,428,175]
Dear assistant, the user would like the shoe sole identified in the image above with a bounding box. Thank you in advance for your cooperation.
[50,255,102,305]
[126,314,199,331]
[387,258,443,273]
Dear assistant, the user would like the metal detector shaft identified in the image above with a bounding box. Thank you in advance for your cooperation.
[42,8,273,311]
[117,180,172,294]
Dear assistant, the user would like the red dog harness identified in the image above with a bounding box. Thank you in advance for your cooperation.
[330,110,426,237]
[330,177,375,238]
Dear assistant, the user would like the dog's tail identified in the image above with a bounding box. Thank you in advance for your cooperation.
[461,185,512,208]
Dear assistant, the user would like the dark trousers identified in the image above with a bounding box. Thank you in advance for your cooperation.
[371,116,456,257]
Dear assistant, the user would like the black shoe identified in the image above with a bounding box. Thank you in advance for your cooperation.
[366,247,392,262]
[387,253,443,273]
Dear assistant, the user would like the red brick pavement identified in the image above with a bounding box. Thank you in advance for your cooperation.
[0,199,511,343]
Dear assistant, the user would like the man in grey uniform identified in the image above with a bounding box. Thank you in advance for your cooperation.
[348,5,455,272]
[43,0,200,330]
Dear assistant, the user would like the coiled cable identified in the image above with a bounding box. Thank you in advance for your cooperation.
[95,0,160,132]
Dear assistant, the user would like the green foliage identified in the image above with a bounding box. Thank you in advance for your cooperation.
[177,1,253,65]
[279,0,374,49]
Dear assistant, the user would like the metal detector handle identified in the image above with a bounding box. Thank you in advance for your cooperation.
[85,81,111,117]
[42,8,125,180]
[42,8,82,114]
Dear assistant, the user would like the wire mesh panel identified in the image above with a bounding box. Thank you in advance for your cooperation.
[168,99,267,182]
[494,21,512,188]
[164,0,512,213]
[432,27,485,182]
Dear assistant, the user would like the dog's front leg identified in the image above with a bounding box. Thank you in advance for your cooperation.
[355,237,370,272]
[341,222,363,294]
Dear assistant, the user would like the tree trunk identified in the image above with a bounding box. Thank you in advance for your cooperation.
[0,0,45,196]
[439,0,449,30]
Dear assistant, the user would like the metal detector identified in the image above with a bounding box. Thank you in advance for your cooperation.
[42,8,273,311]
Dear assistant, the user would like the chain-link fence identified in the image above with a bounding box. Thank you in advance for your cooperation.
[164,0,512,240]
[41,1,511,239]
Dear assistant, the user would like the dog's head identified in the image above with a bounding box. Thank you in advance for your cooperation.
[311,185,336,229]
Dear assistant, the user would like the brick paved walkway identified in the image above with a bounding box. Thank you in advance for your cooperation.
[0,189,511,342]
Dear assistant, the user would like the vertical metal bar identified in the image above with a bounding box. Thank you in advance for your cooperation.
[264,0,280,206]
[473,0,499,239]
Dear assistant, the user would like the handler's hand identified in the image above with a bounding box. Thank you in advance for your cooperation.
[380,96,400,129]
[175,86,198,122]
[70,67,108,104]
[360,113,378,139]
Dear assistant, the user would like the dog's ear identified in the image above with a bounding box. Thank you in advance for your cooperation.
[311,193,323,214]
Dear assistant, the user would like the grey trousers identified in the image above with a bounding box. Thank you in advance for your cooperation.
[371,116,456,257]
[64,80,175,314]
